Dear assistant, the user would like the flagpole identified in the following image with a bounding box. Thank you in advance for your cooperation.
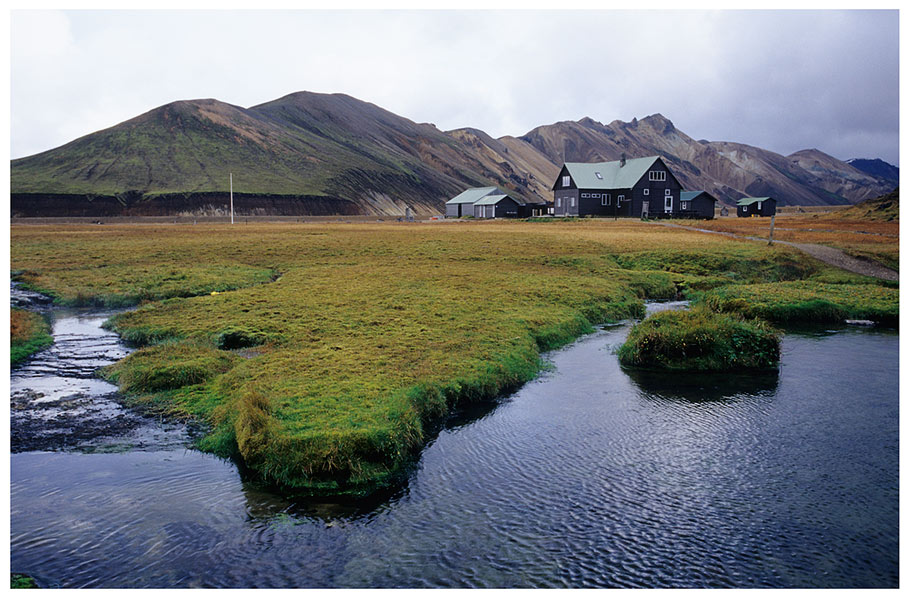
[230,173,234,225]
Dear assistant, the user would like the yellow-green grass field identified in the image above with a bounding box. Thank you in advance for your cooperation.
[691,213,900,272]
[10,219,897,495]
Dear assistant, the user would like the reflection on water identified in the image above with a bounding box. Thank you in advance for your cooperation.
[626,368,780,403]
[9,307,899,588]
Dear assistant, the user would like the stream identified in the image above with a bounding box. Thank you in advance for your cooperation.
[9,299,899,588]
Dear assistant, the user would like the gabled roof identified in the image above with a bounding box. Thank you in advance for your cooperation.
[474,194,511,206]
[737,196,774,206]
[558,156,664,190]
[446,187,499,205]
[681,191,717,202]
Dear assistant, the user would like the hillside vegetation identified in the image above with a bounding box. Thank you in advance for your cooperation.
[10,220,897,496]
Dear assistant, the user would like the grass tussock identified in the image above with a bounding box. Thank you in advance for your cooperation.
[702,281,899,326]
[10,219,897,495]
[103,341,237,393]
[617,307,781,371]
[10,308,53,365]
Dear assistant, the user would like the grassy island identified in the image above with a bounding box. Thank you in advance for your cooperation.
[11,307,53,365]
[617,308,781,371]
[9,219,896,496]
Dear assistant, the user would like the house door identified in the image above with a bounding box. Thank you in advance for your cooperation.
[642,201,649,218]
[664,196,673,212]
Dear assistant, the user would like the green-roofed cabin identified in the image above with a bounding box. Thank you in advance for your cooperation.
[736,196,777,217]
[445,186,545,218]
[679,190,718,219]
[445,187,499,218]
[472,193,523,218]
[551,155,683,218]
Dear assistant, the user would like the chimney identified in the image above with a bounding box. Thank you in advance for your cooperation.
[620,153,626,167]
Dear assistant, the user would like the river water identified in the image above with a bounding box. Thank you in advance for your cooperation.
[9,301,899,588]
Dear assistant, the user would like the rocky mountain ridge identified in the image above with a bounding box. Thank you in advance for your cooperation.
[10,92,895,217]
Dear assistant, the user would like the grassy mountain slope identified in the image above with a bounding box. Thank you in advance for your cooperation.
[834,187,899,221]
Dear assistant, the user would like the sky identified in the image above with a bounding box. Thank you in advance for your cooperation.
[8,8,901,165]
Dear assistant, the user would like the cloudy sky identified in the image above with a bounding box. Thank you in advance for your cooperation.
[9,8,900,165]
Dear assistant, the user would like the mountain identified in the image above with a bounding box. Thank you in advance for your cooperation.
[846,158,899,186]
[10,93,893,216]
[519,114,892,206]
[835,187,899,221]
[11,92,555,217]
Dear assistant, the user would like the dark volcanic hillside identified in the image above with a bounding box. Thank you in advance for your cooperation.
[846,158,899,186]
[11,92,553,217]
[11,92,893,216]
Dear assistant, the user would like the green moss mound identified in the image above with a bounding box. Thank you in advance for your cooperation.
[104,341,237,393]
[11,573,38,589]
[617,308,781,371]
[702,281,899,326]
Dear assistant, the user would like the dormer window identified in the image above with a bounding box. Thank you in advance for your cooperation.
[594,172,603,179]
[562,175,571,187]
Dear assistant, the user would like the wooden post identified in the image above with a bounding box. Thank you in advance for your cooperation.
[768,213,775,245]
[230,173,234,225]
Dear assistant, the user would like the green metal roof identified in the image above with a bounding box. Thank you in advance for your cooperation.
[680,191,716,202]
[474,194,510,206]
[446,187,499,205]
[561,156,663,190]
[736,196,773,206]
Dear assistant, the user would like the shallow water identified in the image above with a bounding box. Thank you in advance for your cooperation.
[9,303,899,588]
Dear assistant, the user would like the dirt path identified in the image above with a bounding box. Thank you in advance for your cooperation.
[657,222,900,282]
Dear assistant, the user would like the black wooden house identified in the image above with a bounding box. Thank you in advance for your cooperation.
[737,197,777,217]
[551,156,683,218]
[679,191,718,219]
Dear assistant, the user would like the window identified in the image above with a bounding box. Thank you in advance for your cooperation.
[643,189,649,196]
[590,193,600,199]
[681,202,689,210]
[602,193,611,206]
[617,195,624,204]
[665,189,671,196]
[562,175,571,187]
[556,197,561,208]
[649,171,667,182]
[594,172,603,179]
[581,193,589,198]
[570,197,576,207]
[757,202,762,210]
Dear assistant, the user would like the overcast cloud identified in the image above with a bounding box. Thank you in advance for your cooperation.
[10,9,900,165]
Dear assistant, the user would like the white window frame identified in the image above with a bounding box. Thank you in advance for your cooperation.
[649,171,667,182]
[581,193,589,198]
[681,202,689,210]
[643,189,649,196]
[617,194,624,204]
[570,197,576,207]
[556,197,561,208]
[562,175,571,187]
[665,196,673,211]
[757,202,762,210]
[665,188,672,196]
